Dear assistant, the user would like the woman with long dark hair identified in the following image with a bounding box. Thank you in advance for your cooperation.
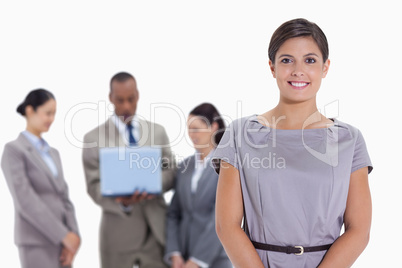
[165,103,231,268]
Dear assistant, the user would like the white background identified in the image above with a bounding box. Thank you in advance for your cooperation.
[0,1,400,267]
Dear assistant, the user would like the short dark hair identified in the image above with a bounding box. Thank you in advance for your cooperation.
[16,89,55,116]
[268,18,329,63]
[189,103,226,146]
[110,72,136,92]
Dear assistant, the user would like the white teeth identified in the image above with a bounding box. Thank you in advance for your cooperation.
[291,82,308,87]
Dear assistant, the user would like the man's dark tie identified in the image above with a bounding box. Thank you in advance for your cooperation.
[126,123,137,146]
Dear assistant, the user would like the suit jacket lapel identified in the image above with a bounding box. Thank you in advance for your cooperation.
[48,149,65,193]
[193,161,214,204]
[137,118,147,147]
[18,134,62,194]
[49,149,62,180]
[106,117,125,148]
[183,156,195,210]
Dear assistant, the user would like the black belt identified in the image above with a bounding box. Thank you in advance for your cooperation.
[251,240,332,255]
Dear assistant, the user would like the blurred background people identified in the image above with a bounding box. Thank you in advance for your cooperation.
[1,89,80,268]
[165,103,232,268]
[82,72,176,268]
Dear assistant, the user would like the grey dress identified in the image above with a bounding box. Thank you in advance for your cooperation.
[212,115,373,268]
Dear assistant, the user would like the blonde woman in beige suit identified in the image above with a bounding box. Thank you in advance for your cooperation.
[1,89,80,268]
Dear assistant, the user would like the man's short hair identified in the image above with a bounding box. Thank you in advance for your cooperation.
[110,72,135,92]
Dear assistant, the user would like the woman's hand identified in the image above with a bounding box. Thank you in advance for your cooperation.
[60,247,75,266]
[62,232,80,255]
[171,255,185,268]
[184,260,199,268]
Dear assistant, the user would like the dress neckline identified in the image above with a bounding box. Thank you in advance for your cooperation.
[251,114,337,131]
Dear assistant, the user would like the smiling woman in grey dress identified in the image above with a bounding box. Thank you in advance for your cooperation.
[213,19,373,268]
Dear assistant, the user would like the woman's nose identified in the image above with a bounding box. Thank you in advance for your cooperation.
[291,63,305,77]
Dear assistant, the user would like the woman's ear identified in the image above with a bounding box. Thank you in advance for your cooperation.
[322,59,330,78]
[211,121,219,132]
[25,105,34,117]
[269,60,276,78]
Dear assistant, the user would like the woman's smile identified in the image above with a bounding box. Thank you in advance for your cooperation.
[288,81,310,90]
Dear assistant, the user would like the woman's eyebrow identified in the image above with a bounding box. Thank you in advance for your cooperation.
[278,54,294,58]
[304,53,319,57]
[278,53,319,59]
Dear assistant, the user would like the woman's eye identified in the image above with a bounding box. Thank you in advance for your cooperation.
[281,58,292,63]
[306,58,316,64]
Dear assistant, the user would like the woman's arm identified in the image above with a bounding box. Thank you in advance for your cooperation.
[318,167,372,268]
[56,150,80,236]
[215,160,264,268]
[1,144,71,245]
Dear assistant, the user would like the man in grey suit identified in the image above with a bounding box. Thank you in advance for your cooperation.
[82,72,176,268]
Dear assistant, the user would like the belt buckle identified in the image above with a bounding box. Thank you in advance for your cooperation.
[294,246,304,255]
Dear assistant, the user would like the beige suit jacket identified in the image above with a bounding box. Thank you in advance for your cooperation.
[82,117,175,253]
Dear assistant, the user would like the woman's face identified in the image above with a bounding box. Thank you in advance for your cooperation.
[26,99,57,134]
[187,115,218,150]
[269,36,330,104]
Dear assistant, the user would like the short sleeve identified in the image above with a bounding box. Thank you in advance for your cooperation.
[212,122,239,174]
[351,130,373,174]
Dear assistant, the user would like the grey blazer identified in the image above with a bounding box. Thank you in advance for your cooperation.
[1,133,79,246]
[166,155,230,267]
[82,117,176,253]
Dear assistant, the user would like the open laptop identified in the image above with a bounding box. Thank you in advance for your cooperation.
[99,147,162,197]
